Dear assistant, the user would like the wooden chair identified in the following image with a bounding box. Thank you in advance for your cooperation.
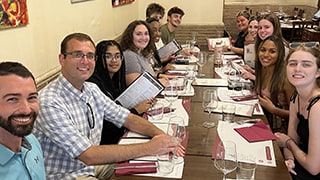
[289,21,317,42]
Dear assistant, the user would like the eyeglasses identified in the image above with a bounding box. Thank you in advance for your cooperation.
[289,42,319,49]
[105,53,123,61]
[64,52,96,61]
[86,103,95,129]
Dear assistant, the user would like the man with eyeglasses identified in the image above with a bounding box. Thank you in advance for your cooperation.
[33,33,183,180]
[0,62,46,179]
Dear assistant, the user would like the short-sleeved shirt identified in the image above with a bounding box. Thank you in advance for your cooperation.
[160,23,175,45]
[124,50,156,77]
[0,134,46,180]
[33,75,130,180]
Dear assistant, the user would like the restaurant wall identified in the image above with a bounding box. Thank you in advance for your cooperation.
[0,0,316,83]
[0,0,139,82]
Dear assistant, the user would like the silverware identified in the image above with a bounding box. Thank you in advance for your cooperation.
[114,165,157,170]
[236,119,260,125]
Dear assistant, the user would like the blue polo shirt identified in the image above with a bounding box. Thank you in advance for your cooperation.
[0,134,46,180]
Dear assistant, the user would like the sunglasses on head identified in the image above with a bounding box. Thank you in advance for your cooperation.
[289,42,319,49]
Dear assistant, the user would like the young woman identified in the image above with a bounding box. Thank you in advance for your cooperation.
[87,40,154,144]
[275,46,320,179]
[241,13,289,80]
[254,35,295,132]
[228,10,251,56]
[120,20,170,86]
[146,17,175,71]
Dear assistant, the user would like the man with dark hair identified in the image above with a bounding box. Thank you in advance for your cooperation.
[160,6,185,45]
[0,61,45,179]
[33,32,183,179]
[146,3,165,24]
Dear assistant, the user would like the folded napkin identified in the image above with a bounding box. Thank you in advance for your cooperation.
[234,120,276,142]
[146,107,174,117]
[115,162,157,176]
[230,95,258,101]
[212,133,222,159]
[182,99,191,115]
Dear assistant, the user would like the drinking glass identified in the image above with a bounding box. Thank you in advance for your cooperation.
[164,79,179,116]
[185,66,196,93]
[197,51,207,77]
[167,116,186,164]
[214,141,237,180]
[190,32,197,49]
[202,89,218,128]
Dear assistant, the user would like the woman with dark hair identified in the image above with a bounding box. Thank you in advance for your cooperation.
[87,40,153,144]
[120,20,170,86]
[254,35,294,132]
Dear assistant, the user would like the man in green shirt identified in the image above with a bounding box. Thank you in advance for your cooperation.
[160,6,185,45]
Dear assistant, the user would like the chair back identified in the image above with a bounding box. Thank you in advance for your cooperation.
[290,21,317,42]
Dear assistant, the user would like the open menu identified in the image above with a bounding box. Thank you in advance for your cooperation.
[115,72,164,109]
[207,37,231,51]
[157,39,182,59]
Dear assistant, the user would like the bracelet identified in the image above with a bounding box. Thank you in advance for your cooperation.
[156,73,161,79]
[285,138,293,149]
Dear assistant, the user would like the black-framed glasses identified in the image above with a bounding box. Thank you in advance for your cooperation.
[105,53,123,61]
[86,103,95,129]
[289,42,319,49]
[64,52,96,61]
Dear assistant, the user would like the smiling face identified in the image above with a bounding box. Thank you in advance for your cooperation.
[149,20,161,43]
[105,45,122,78]
[236,15,249,32]
[258,40,278,67]
[287,50,320,89]
[168,13,183,28]
[248,19,259,38]
[133,24,150,51]
[258,19,274,40]
[59,38,96,90]
[0,75,38,137]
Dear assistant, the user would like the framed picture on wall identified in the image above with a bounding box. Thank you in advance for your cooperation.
[0,0,29,30]
[112,0,135,7]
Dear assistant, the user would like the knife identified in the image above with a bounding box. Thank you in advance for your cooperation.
[114,165,157,170]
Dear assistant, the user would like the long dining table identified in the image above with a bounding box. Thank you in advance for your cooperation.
[110,56,292,180]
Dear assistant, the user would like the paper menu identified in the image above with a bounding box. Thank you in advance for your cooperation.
[192,78,228,87]
[216,121,276,167]
[207,101,254,117]
[115,72,164,109]
[207,37,231,51]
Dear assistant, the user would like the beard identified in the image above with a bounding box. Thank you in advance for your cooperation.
[0,111,37,137]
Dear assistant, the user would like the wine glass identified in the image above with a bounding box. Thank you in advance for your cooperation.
[202,89,218,128]
[185,66,196,93]
[190,32,197,49]
[164,79,179,116]
[214,141,237,179]
[197,52,207,77]
[167,116,186,164]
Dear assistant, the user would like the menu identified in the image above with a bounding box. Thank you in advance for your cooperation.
[115,72,164,109]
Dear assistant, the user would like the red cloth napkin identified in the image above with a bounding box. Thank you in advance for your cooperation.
[234,121,277,142]
[115,162,157,176]
[230,95,258,101]
[212,133,222,159]
[182,98,191,115]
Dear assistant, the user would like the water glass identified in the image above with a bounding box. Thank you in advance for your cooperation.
[236,158,257,180]
[157,153,174,174]
[222,104,236,123]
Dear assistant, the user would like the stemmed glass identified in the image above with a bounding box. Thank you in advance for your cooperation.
[167,116,186,164]
[214,141,237,180]
[190,32,197,49]
[164,79,179,116]
[202,89,218,128]
[197,52,207,77]
[185,66,196,93]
